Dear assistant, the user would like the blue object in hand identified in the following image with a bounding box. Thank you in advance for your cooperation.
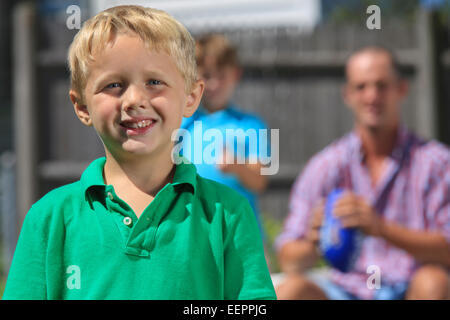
[319,189,363,272]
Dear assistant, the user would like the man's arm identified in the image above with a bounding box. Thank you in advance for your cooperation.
[379,222,450,266]
[278,199,325,273]
[278,240,319,274]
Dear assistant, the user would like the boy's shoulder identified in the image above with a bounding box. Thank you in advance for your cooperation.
[194,172,251,211]
[31,181,84,212]
[24,180,84,227]
[193,173,257,231]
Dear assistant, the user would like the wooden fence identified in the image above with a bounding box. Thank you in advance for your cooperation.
[11,3,449,228]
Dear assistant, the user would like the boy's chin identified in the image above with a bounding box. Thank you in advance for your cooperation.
[116,141,161,158]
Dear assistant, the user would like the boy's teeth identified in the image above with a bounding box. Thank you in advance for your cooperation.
[139,120,152,128]
[126,120,152,129]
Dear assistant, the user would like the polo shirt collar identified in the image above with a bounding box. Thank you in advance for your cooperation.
[80,157,197,195]
[80,157,107,193]
[171,158,197,193]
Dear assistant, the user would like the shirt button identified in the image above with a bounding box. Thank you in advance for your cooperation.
[123,217,133,226]
[107,192,114,200]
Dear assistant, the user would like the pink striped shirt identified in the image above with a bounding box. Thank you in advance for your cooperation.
[275,126,450,299]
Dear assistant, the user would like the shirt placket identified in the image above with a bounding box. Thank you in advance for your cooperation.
[351,150,375,205]
[351,150,380,277]
[354,149,402,285]
[124,184,178,258]
[104,186,139,254]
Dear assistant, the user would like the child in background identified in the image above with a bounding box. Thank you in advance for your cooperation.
[180,34,270,240]
[3,6,275,300]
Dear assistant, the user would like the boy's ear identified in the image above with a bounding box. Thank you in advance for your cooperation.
[183,79,204,118]
[70,90,92,126]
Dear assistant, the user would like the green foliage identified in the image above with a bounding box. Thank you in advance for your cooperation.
[436,1,450,24]
[0,242,5,298]
[261,212,283,273]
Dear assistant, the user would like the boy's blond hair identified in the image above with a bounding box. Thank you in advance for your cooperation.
[68,5,197,103]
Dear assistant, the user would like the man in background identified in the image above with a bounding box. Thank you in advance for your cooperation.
[275,46,450,300]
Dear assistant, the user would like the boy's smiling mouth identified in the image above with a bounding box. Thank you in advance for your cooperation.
[120,118,157,136]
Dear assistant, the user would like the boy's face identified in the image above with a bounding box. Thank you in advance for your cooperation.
[71,34,203,160]
[198,64,241,113]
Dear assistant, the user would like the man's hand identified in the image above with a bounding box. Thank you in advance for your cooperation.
[333,192,383,237]
[278,199,325,273]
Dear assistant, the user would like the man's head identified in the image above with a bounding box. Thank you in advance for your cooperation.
[68,5,198,104]
[343,46,408,132]
[195,34,242,112]
[68,5,204,159]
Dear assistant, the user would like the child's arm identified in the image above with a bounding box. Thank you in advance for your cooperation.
[223,199,276,300]
[2,205,49,299]
[218,161,268,192]
[217,116,270,193]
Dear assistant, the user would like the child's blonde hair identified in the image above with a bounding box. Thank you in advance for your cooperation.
[195,33,240,70]
[68,5,197,103]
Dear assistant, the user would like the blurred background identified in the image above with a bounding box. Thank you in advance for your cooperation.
[0,0,449,295]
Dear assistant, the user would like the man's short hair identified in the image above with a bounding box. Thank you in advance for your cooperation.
[345,46,403,81]
[68,5,197,103]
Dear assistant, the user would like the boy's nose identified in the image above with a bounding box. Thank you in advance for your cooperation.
[122,85,149,111]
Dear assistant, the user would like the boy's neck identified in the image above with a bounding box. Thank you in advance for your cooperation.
[103,148,175,197]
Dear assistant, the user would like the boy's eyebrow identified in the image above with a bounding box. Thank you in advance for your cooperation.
[91,72,123,89]
[142,69,168,79]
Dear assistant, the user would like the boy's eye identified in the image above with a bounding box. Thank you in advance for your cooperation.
[147,79,162,86]
[105,83,121,89]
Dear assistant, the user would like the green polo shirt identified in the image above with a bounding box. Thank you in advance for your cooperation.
[3,157,276,300]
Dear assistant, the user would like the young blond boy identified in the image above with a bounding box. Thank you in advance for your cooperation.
[3,5,275,300]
